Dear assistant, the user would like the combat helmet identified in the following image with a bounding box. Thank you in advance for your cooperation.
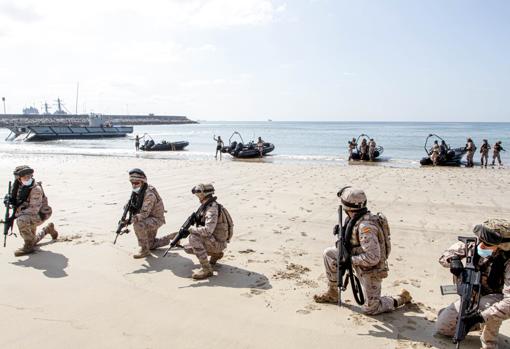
[473,219,510,251]
[13,165,34,177]
[129,168,147,182]
[192,183,215,197]
[337,186,367,211]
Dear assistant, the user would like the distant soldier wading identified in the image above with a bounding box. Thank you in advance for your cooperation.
[7,166,57,256]
[127,168,173,258]
[314,187,412,315]
[183,184,233,280]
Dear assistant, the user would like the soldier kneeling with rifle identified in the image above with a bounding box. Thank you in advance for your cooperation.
[436,219,510,349]
[2,165,57,256]
[165,184,233,280]
[314,186,412,315]
[116,168,173,259]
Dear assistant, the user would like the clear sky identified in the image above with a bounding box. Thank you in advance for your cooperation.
[0,0,509,121]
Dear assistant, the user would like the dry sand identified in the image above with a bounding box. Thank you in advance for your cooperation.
[0,153,509,349]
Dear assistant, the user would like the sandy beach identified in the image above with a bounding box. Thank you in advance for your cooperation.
[1,153,509,349]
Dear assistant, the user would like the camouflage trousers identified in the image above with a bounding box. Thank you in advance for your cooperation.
[369,149,376,161]
[184,232,226,262]
[481,153,489,166]
[16,214,47,248]
[431,152,439,165]
[323,247,395,315]
[467,151,475,166]
[492,153,502,166]
[133,217,171,250]
[435,294,503,349]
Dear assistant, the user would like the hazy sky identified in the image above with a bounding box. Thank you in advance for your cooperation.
[0,0,509,121]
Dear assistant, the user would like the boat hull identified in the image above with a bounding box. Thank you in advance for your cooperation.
[140,141,189,151]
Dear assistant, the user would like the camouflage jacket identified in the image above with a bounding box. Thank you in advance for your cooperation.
[480,143,490,155]
[15,182,44,217]
[190,201,219,238]
[133,185,165,225]
[350,213,388,277]
[439,241,510,322]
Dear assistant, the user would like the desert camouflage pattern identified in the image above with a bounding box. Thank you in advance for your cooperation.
[322,213,396,315]
[184,202,227,262]
[436,240,510,348]
[368,140,377,160]
[15,183,52,249]
[493,144,503,165]
[430,143,440,165]
[132,185,170,250]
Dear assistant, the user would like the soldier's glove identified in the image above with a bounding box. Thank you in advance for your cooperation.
[462,311,484,331]
[333,224,340,236]
[3,195,11,206]
[449,256,464,276]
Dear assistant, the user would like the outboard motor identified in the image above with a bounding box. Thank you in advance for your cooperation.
[229,141,237,154]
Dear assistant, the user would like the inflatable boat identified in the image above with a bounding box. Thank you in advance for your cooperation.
[419,134,466,166]
[222,132,275,158]
[140,137,189,151]
[350,133,384,161]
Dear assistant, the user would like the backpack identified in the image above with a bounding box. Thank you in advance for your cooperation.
[369,212,391,260]
[213,203,234,243]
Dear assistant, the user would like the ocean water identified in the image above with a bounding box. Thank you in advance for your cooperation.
[0,121,508,167]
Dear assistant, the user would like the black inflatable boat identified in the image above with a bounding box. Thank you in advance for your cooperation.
[221,132,275,158]
[140,137,189,151]
[350,133,384,161]
[419,134,466,166]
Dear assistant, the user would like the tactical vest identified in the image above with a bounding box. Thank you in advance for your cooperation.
[479,251,510,295]
[350,212,391,278]
[197,201,234,243]
[16,181,52,220]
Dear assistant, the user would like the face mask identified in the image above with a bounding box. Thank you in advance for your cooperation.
[132,186,141,193]
[21,178,33,186]
[477,245,494,258]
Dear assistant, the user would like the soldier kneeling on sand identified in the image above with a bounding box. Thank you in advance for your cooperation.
[126,168,173,258]
[5,166,58,256]
[183,184,234,280]
[435,219,510,349]
[314,187,412,315]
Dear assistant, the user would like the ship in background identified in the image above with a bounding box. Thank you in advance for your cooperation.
[1,97,196,141]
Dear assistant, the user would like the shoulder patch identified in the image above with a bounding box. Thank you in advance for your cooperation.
[362,226,372,234]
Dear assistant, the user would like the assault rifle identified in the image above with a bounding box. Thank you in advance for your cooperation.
[163,212,197,257]
[1,181,17,247]
[163,196,217,257]
[440,236,481,349]
[336,206,365,306]
[113,199,132,244]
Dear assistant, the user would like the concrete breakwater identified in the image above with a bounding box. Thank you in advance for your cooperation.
[0,114,197,127]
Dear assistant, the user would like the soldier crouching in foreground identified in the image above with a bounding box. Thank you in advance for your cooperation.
[183,184,233,280]
[4,166,58,256]
[125,168,173,258]
[314,187,411,315]
[435,219,510,349]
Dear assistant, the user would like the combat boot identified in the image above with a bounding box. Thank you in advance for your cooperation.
[313,282,339,304]
[43,223,58,240]
[192,260,214,280]
[14,243,34,257]
[395,289,412,307]
[209,252,224,266]
[133,248,150,259]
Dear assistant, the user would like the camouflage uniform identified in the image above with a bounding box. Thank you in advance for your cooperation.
[368,140,377,161]
[184,201,227,262]
[348,140,357,161]
[132,185,170,251]
[435,219,510,349]
[360,140,368,160]
[492,142,503,166]
[15,182,55,253]
[430,143,440,166]
[480,141,491,167]
[315,187,411,314]
[466,140,475,167]
[322,213,396,314]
